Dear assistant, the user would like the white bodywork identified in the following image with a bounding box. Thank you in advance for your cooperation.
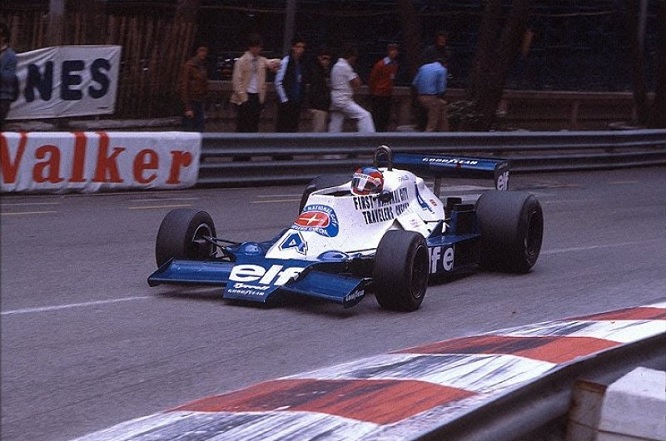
[266,168,446,261]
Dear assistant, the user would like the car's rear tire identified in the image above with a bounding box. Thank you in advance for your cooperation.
[299,174,351,213]
[373,230,429,312]
[475,191,543,273]
[155,209,217,267]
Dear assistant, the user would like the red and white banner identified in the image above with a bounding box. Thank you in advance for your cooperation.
[7,45,121,120]
[0,132,201,193]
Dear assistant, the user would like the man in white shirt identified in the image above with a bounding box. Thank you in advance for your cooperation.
[328,44,375,133]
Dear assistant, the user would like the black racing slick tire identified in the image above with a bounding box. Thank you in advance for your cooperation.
[155,209,217,267]
[475,191,544,273]
[373,230,429,312]
[299,174,351,213]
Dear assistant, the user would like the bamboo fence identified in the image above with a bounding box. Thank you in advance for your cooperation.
[0,7,196,118]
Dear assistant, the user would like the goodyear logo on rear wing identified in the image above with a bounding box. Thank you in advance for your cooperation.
[293,205,339,237]
[422,158,479,165]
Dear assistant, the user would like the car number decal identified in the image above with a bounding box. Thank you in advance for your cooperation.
[280,231,308,255]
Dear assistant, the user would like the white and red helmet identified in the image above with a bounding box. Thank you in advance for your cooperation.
[351,166,384,195]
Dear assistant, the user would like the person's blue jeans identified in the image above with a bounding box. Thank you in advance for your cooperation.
[182,101,205,132]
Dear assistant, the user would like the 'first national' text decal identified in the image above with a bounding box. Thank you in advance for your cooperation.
[1,131,201,193]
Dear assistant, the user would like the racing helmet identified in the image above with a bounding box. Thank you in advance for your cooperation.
[351,166,384,195]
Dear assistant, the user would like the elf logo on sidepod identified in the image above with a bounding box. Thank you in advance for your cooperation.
[429,246,455,273]
[293,205,339,237]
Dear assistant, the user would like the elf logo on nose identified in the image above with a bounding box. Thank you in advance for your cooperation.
[230,264,305,286]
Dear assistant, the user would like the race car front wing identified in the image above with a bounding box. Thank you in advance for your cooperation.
[148,256,372,308]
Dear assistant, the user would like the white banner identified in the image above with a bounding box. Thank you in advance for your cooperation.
[0,132,201,193]
[7,45,121,120]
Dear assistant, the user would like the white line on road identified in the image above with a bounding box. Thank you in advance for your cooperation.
[251,199,300,204]
[1,296,153,316]
[256,194,301,198]
[127,204,193,210]
[0,211,58,216]
[130,197,200,202]
[542,240,658,255]
[0,202,60,206]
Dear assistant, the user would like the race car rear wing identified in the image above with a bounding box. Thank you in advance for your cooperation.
[374,146,510,196]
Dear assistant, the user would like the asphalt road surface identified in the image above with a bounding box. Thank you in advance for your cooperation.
[1,167,665,441]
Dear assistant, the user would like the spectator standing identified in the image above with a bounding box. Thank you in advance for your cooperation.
[421,30,451,66]
[275,37,306,132]
[230,33,280,133]
[0,22,18,132]
[328,43,375,133]
[179,45,209,132]
[307,46,332,132]
[412,58,449,132]
[369,43,399,132]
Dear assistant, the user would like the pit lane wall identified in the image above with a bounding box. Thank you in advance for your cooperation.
[0,132,201,193]
[71,301,665,441]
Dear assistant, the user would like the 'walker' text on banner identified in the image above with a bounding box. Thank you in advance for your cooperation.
[0,131,201,193]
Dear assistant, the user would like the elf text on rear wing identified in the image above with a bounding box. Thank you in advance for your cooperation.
[384,150,510,196]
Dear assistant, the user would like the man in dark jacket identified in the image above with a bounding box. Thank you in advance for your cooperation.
[275,37,307,132]
[179,45,209,132]
[307,46,332,132]
[421,30,451,66]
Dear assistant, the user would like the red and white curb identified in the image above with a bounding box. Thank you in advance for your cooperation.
[72,301,666,441]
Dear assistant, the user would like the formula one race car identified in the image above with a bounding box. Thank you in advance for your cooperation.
[148,146,543,311]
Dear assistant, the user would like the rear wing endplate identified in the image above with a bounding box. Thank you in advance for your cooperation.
[374,146,510,196]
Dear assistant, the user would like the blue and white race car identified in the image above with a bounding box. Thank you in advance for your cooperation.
[148,146,543,311]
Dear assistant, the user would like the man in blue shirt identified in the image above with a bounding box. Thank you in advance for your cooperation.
[411,58,449,131]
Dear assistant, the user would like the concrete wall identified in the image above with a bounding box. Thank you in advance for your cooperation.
[206,81,641,133]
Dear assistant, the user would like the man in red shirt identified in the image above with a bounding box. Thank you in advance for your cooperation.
[369,43,399,132]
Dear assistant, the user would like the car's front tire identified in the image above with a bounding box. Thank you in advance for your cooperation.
[476,191,543,273]
[155,209,217,267]
[373,230,429,312]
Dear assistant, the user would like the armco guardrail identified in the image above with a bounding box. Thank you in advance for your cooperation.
[198,129,666,187]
